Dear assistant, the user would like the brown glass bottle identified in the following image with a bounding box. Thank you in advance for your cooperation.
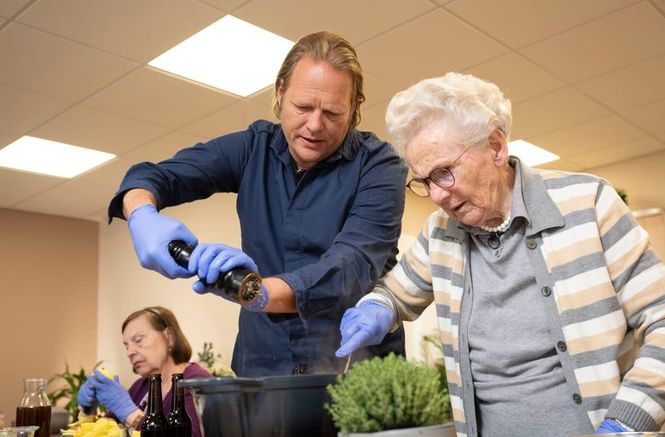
[16,378,51,437]
[169,240,263,304]
[165,373,192,437]
[140,374,167,436]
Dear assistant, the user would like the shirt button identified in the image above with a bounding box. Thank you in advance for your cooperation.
[573,393,582,404]
[526,238,538,250]
[557,341,567,352]
[541,286,552,297]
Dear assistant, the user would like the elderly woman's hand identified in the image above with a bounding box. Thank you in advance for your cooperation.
[76,375,98,411]
[92,369,138,423]
[335,301,393,357]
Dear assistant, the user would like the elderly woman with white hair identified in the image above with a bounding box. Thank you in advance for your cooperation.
[336,72,665,436]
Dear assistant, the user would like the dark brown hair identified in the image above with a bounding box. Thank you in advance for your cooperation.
[273,31,365,130]
[122,306,192,364]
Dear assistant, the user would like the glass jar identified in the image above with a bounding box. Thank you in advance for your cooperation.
[15,378,51,437]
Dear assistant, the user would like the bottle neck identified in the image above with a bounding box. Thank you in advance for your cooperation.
[146,376,164,415]
[170,376,185,411]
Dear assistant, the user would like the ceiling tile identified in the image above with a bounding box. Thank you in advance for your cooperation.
[520,3,665,83]
[577,55,665,110]
[0,23,137,101]
[74,157,141,191]
[0,18,6,26]
[465,53,565,103]
[534,158,584,172]
[0,130,19,147]
[528,114,645,157]
[16,0,224,62]
[248,87,274,109]
[358,102,390,145]
[0,0,31,17]
[0,167,64,208]
[125,131,207,164]
[512,87,609,138]
[445,0,638,48]
[568,135,665,169]
[83,67,238,129]
[235,0,435,44]
[197,0,251,12]
[0,84,70,134]
[31,105,168,155]
[180,99,273,139]
[358,9,508,88]
[14,173,118,219]
[363,73,402,109]
[622,99,665,135]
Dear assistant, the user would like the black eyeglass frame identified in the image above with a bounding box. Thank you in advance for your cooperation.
[406,145,473,197]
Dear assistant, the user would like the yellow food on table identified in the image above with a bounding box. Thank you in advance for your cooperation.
[61,417,125,437]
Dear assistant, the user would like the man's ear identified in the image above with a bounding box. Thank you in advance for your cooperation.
[488,129,509,167]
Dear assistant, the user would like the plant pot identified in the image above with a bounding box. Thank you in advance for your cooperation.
[339,422,456,436]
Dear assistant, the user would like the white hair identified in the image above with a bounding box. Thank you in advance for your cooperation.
[385,72,512,154]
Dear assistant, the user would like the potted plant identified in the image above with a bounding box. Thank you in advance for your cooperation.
[326,353,455,436]
[197,342,235,377]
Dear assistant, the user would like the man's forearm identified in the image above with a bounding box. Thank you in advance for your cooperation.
[122,188,157,220]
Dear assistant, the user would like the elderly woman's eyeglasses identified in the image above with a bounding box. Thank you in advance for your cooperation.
[406,146,472,197]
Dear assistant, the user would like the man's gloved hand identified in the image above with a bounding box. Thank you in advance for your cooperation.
[335,301,393,357]
[76,375,98,412]
[596,418,631,433]
[188,243,268,311]
[92,369,137,423]
[127,204,197,279]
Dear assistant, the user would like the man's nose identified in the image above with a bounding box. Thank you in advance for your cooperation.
[306,110,323,132]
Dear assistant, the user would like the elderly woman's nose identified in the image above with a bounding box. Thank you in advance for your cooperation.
[428,183,450,203]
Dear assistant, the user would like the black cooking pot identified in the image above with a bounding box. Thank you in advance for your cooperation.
[181,374,337,437]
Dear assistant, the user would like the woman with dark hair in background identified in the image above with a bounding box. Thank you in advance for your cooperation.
[77,306,210,436]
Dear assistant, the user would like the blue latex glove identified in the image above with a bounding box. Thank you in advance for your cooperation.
[92,369,137,423]
[127,204,197,279]
[335,301,393,357]
[596,418,631,433]
[76,375,98,412]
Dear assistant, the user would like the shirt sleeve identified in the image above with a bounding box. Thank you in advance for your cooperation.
[276,141,407,320]
[598,182,665,431]
[107,127,256,221]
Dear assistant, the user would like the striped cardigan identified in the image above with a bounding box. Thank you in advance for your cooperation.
[371,161,665,436]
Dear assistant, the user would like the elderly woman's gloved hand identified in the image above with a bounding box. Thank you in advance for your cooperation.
[91,369,138,423]
[335,301,393,357]
[596,418,631,433]
[76,375,98,412]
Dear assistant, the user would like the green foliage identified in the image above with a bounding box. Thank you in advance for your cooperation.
[197,342,235,377]
[48,361,106,422]
[325,354,452,433]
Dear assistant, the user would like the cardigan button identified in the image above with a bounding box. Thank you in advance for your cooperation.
[541,286,552,297]
[526,238,538,250]
[573,393,582,404]
[557,341,567,352]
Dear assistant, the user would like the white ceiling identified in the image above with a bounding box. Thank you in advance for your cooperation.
[1,0,664,221]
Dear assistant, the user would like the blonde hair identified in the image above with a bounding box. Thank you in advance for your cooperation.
[273,31,365,129]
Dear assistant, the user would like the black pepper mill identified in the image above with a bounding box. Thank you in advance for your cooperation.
[168,240,263,305]
[140,374,167,436]
[165,373,192,437]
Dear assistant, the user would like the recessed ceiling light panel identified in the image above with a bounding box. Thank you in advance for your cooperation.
[0,136,115,178]
[508,139,559,167]
[148,15,294,97]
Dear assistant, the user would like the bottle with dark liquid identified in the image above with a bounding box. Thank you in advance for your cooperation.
[165,373,192,437]
[140,374,167,437]
[15,378,51,437]
[169,240,263,304]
